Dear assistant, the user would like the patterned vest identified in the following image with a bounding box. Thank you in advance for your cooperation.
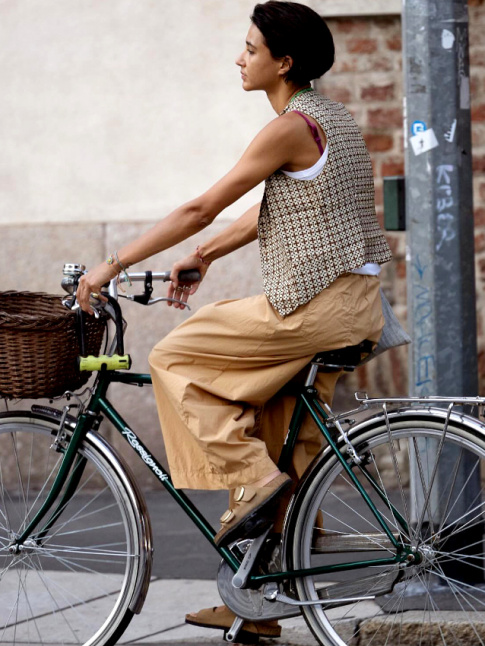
[257,90,392,316]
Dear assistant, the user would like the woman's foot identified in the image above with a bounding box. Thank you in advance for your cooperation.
[185,604,281,640]
[214,472,293,547]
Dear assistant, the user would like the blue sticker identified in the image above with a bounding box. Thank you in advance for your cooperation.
[411,120,427,136]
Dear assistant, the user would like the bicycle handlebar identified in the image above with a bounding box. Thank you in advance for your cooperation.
[61,264,201,371]
[117,269,201,307]
[62,263,201,308]
[118,270,201,284]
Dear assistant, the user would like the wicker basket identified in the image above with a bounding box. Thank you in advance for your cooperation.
[0,291,106,399]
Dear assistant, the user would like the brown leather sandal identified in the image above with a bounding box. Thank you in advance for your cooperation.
[214,473,293,547]
[185,605,281,641]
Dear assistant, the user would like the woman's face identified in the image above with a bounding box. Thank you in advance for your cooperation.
[235,23,285,92]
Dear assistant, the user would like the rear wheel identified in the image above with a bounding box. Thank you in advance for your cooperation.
[0,410,146,646]
[289,410,485,645]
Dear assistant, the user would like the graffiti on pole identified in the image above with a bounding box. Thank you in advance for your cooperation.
[436,164,456,251]
[413,255,435,394]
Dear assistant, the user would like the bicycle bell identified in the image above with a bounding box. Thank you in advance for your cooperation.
[62,263,86,295]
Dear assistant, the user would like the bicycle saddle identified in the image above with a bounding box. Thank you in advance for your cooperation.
[311,340,374,372]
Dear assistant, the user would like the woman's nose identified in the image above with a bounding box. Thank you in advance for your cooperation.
[235,52,245,67]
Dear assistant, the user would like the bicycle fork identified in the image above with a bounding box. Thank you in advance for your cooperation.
[9,408,92,553]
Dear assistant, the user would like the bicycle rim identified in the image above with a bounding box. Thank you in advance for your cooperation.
[290,413,485,646]
[0,412,143,646]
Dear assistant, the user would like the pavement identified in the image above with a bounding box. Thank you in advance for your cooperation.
[119,490,317,645]
[116,578,316,646]
[6,489,485,645]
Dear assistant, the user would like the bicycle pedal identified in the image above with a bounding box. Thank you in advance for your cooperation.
[224,629,260,644]
[241,514,273,540]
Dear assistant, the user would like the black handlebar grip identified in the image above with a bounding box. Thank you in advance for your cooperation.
[178,270,201,283]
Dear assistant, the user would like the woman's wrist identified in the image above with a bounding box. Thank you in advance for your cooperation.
[106,251,130,271]
[106,251,132,285]
[195,246,212,266]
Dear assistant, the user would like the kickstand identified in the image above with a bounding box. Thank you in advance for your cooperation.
[226,615,244,642]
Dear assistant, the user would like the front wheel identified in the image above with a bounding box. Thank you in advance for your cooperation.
[0,410,149,646]
[287,408,485,646]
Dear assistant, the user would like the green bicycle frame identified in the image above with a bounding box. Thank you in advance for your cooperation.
[14,369,411,580]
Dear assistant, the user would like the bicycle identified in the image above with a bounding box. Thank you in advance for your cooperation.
[1,262,485,646]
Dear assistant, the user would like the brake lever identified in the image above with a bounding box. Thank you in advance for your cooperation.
[121,295,191,310]
[68,300,102,319]
[143,296,191,310]
[131,270,153,305]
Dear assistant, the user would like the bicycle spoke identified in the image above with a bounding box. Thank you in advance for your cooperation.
[437,458,483,538]
[15,562,45,644]
[318,504,391,552]
[383,404,411,534]
[439,498,485,540]
[412,436,439,538]
[27,553,85,644]
[44,499,125,542]
[329,469,405,542]
[16,452,63,535]
[430,566,485,644]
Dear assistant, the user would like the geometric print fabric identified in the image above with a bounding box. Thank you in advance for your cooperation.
[258,90,392,316]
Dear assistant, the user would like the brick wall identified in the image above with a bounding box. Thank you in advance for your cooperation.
[470,0,485,387]
[315,3,485,403]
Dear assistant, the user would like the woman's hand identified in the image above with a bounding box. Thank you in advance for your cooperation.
[77,262,118,314]
[168,252,209,309]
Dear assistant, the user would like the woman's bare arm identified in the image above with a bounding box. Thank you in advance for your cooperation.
[76,112,314,312]
[166,203,260,308]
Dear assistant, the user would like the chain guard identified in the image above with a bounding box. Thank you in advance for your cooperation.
[217,558,301,622]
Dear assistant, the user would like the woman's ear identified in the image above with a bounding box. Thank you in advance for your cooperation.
[279,55,293,77]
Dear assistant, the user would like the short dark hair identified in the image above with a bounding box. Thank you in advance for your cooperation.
[250,1,335,85]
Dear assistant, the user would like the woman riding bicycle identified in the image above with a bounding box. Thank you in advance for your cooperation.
[77,0,392,639]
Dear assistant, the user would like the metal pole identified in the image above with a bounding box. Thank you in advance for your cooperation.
[403,0,482,596]
[404,0,476,398]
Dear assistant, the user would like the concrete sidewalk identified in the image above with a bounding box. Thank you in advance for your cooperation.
[11,575,485,645]
[118,579,316,645]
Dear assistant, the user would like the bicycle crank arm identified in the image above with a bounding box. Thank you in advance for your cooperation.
[232,526,272,589]
[226,616,244,643]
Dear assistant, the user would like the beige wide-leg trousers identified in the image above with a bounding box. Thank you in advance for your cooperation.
[149,274,383,494]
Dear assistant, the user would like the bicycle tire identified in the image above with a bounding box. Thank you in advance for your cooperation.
[286,407,485,646]
[0,409,149,646]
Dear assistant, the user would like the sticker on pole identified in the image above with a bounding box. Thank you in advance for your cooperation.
[411,120,427,136]
[410,128,439,156]
[442,29,455,50]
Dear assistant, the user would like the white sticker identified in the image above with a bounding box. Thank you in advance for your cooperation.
[410,128,439,156]
[442,29,455,50]
[444,119,457,143]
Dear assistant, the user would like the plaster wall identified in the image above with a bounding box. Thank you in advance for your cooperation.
[0,0,271,227]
